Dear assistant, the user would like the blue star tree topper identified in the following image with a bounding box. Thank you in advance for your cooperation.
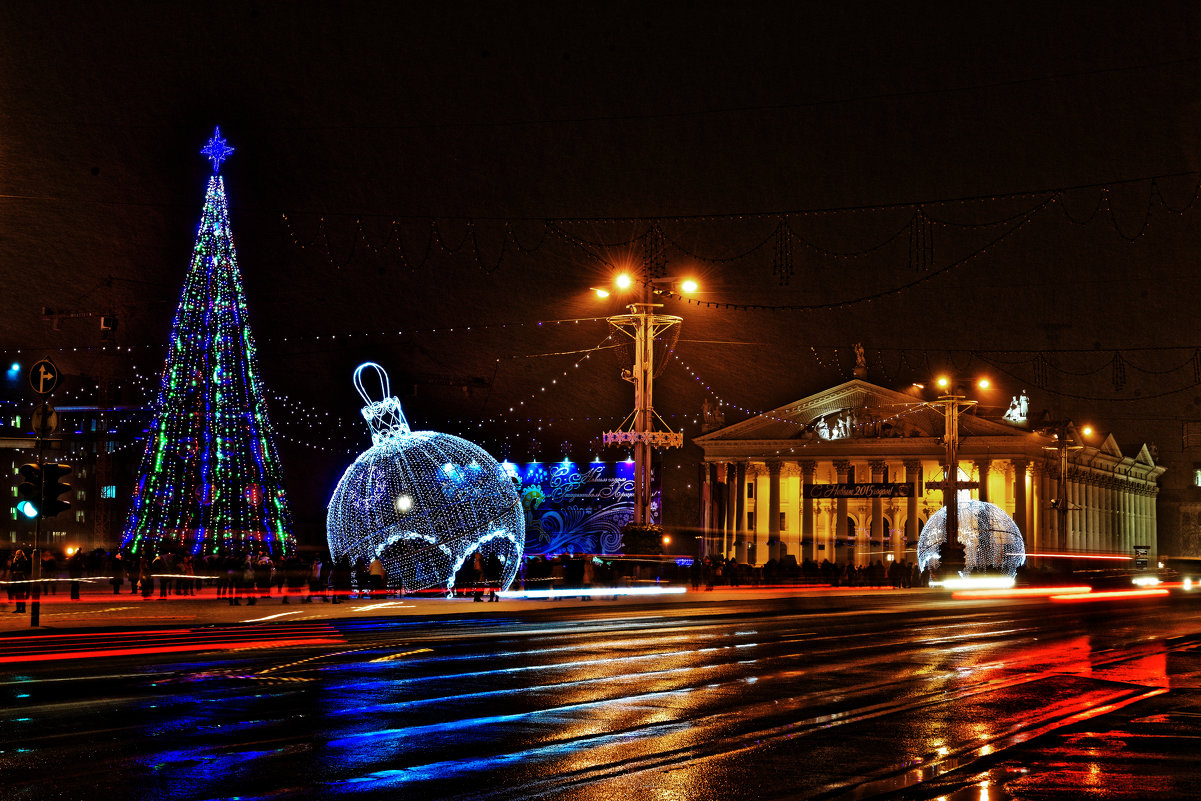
[201,126,234,172]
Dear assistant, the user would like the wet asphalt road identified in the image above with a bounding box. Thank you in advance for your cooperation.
[2,590,1201,800]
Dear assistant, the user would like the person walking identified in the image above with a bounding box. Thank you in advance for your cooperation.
[484,551,503,602]
[331,555,352,604]
[369,556,386,598]
[10,549,30,613]
[67,549,85,600]
[110,552,125,594]
[41,550,58,595]
[306,554,323,603]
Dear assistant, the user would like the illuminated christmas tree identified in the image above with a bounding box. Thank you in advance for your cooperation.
[121,128,294,557]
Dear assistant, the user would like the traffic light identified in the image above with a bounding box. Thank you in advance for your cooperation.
[16,463,42,518]
[40,463,72,518]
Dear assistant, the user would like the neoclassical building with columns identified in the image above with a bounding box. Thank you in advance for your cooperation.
[694,380,1165,567]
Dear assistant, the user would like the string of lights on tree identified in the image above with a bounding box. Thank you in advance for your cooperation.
[121,129,295,558]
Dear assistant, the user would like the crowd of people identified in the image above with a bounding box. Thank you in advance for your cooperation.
[691,554,931,589]
[1,545,935,611]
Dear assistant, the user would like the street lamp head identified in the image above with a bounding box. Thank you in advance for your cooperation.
[977,377,991,390]
[591,287,610,298]
[1080,424,1093,437]
[615,273,633,290]
[679,279,699,294]
[936,376,950,390]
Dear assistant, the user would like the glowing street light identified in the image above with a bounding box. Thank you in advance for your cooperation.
[924,375,994,578]
[596,270,699,526]
[1040,419,1094,551]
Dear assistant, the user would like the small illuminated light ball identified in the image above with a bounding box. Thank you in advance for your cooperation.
[327,364,525,595]
[8,362,19,372]
[977,378,991,390]
[1081,425,1093,437]
[615,273,632,289]
[936,376,950,389]
[680,279,698,294]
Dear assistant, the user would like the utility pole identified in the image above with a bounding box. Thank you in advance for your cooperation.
[602,281,683,526]
[926,389,979,578]
[1046,421,1084,552]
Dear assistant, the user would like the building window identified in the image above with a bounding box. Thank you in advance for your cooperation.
[101,485,116,499]
[779,512,787,531]
[1186,422,1201,450]
[75,490,87,501]
[846,465,856,483]
[75,510,86,523]
[747,482,754,498]
[747,511,755,530]
[1194,469,1201,488]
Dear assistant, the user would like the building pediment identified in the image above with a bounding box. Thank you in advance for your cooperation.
[695,379,1027,445]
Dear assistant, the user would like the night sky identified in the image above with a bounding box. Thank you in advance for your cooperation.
[4,3,1201,543]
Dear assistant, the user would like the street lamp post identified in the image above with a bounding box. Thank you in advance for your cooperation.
[1042,421,1089,552]
[599,273,694,527]
[923,377,985,578]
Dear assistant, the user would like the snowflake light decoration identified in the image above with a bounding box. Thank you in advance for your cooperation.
[917,499,1026,578]
[326,363,525,594]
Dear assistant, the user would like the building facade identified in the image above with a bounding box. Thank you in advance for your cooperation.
[694,380,1164,567]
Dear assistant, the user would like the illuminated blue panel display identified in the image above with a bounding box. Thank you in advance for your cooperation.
[501,459,656,555]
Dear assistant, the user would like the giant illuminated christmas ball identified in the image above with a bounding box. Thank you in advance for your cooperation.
[917,499,1026,577]
[326,363,525,594]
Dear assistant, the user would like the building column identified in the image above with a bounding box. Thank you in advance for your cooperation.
[724,462,737,560]
[707,462,720,556]
[1042,463,1052,557]
[1029,464,1043,553]
[801,460,816,562]
[905,460,920,559]
[767,460,782,561]
[1091,477,1101,551]
[1012,459,1029,541]
[1076,470,1085,552]
[976,459,991,504]
[735,462,748,564]
[835,460,850,563]
[870,460,885,563]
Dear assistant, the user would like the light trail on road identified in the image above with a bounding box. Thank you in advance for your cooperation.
[0,593,1197,800]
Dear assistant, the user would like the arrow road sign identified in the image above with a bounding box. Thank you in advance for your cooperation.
[29,359,60,396]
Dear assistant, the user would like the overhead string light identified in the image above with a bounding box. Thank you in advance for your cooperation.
[495,334,616,415]
[279,168,1201,300]
[281,215,551,274]
[121,128,295,559]
[673,356,932,449]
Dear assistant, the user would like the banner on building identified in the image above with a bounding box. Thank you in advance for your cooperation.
[803,482,915,499]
